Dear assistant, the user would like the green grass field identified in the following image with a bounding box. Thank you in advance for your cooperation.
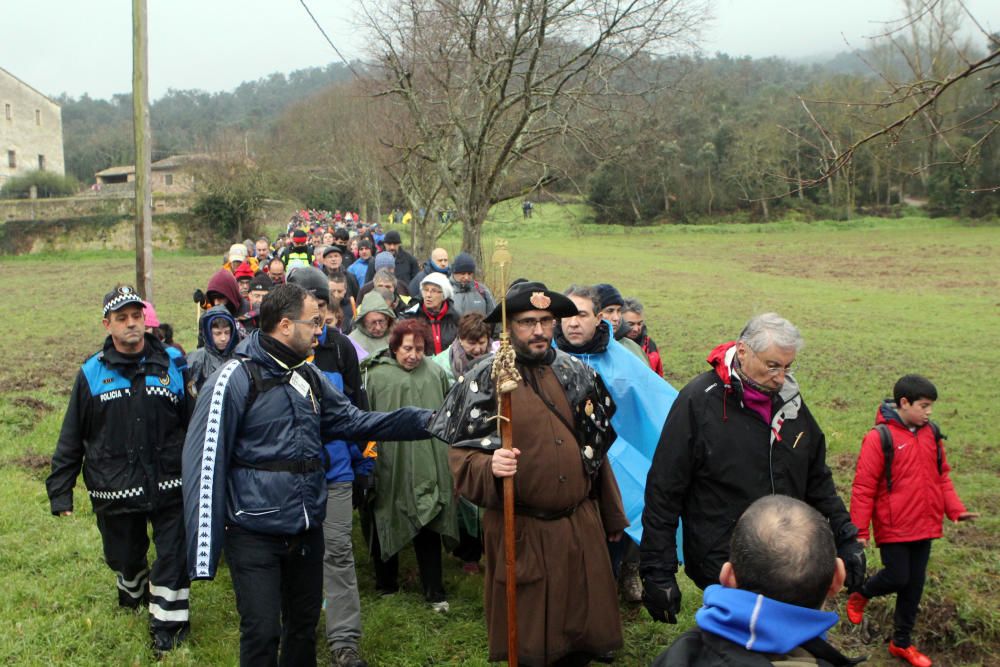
[0,205,997,665]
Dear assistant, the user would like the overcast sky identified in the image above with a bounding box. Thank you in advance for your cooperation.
[3,0,999,101]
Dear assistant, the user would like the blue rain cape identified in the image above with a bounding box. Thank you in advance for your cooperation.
[559,321,678,544]
[696,585,838,655]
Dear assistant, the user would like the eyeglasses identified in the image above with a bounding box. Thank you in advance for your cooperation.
[512,316,556,331]
[624,319,644,328]
[290,317,324,330]
[749,347,794,376]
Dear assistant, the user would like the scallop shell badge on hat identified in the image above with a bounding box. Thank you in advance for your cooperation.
[529,292,551,309]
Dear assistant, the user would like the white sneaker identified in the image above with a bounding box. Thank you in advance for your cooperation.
[429,601,450,613]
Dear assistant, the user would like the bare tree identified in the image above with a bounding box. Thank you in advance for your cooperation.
[360,0,709,266]
[264,80,390,219]
[791,0,999,195]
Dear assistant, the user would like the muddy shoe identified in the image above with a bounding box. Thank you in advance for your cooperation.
[888,642,932,667]
[331,646,368,667]
[846,591,869,624]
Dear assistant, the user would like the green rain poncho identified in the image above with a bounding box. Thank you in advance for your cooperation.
[363,350,458,559]
[349,291,397,357]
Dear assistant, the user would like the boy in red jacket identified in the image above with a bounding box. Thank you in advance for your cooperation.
[847,375,978,667]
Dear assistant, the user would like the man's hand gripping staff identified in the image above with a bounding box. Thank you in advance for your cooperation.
[490,240,521,666]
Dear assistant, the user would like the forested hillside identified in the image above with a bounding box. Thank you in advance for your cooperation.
[56,32,999,228]
[57,62,356,183]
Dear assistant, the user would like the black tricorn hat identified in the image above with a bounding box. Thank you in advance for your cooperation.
[484,280,578,323]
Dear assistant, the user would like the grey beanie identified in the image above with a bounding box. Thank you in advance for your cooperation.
[374,251,396,272]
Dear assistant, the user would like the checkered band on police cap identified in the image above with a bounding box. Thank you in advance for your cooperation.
[102,285,146,317]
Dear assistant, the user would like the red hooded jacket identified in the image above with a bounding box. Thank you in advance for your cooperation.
[205,269,243,317]
[636,329,664,378]
[850,403,966,545]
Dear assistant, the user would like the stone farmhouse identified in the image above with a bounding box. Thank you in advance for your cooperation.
[95,154,208,195]
[0,67,65,187]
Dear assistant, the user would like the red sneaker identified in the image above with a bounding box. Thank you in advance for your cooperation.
[888,641,932,667]
[846,592,868,624]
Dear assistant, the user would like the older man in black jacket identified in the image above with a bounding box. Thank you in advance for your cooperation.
[640,313,865,624]
[183,283,434,667]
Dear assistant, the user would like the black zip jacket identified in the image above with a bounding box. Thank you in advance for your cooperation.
[46,334,193,515]
[640,346,856,590]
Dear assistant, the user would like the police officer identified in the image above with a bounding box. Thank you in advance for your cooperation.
[47,285,193,652]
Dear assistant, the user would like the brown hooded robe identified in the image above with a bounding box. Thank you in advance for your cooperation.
[449,360,628,665]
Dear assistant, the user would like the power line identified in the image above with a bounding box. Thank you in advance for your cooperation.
[298,0,363,80]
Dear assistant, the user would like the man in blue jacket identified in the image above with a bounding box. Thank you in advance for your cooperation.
[651,495,856,666]
[182,283,436,667]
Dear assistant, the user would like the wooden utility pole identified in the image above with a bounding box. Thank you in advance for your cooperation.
[132,0,153,300]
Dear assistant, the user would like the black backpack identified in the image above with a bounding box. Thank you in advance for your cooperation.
[874,421,943,492]
[240,358,325,409]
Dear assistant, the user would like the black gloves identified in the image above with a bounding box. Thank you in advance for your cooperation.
[642,575,681,623]
[839,540,867,593]
[352,474,373,509]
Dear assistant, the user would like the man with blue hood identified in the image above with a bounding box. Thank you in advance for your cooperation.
[554,284,679,603]
[652,495,859,667]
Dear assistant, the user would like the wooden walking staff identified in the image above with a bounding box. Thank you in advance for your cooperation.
[491,240,521,666]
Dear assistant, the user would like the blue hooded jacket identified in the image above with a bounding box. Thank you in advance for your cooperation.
[347,257,370,286]
[696,585,839,655]
[186,305,239,392]
[558,320,678,543]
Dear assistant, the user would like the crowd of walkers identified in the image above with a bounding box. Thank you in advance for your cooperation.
[44,210,977,667]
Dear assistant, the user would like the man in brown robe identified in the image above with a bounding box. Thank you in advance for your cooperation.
[430,280,628,666]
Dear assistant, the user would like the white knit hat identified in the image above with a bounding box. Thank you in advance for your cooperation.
[420,272,454,302]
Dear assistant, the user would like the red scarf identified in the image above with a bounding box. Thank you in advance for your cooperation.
[422,301,450,354]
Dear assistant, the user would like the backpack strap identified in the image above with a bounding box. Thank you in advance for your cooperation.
[930,420,944,475]
[240,358,292,410]
[878,421,946,492]
[876,424,895,492]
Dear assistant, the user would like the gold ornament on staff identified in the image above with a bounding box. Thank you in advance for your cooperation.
[490,239,520,666]
[491,240,521,394]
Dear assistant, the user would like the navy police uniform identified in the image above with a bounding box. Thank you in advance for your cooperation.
[47,288,193,649]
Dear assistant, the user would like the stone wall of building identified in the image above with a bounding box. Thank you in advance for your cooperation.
[0,68,65,185]
[0,197,296,255]
[0,193,195,222]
